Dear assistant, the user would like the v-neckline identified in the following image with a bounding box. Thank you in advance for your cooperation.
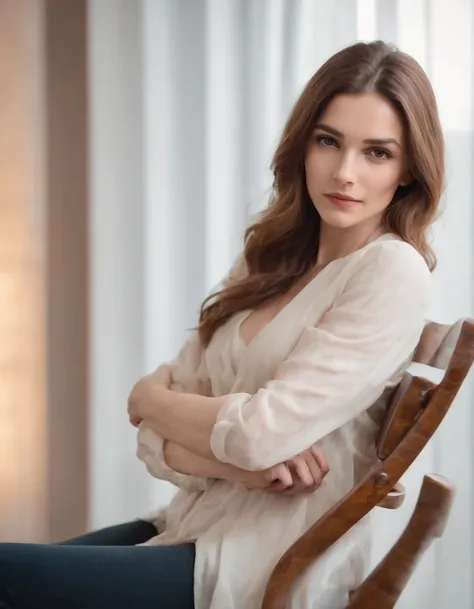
[235,233,397,349]
[236,261,331,349]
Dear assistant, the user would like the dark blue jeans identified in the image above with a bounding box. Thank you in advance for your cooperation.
[0,520,195,609]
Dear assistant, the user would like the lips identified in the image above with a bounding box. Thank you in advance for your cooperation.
[324,193,361,207]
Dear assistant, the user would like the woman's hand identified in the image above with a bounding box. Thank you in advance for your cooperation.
[275,445,329,495]
[244,445,329,494]
[128,365,173,427]
[243,462,293,490]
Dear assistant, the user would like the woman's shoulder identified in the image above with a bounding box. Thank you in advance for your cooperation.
[346,233,432,289]
[354,233,430,271]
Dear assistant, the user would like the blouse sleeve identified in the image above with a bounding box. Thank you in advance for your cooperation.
[210,242,432,471]
[136,253,247,489]
[136,423,208,492]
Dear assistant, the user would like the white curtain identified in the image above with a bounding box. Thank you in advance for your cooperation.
[87,1,473,607]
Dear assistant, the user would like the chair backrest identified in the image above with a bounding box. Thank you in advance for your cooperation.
[261,318,474,609]
[376,319,466,461]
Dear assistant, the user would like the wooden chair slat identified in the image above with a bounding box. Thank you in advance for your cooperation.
[346,474,455,609]
[376,373,431,460]
[413,319,464,369]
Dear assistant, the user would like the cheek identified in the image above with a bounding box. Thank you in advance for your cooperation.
[305,150,328,181]
[366,166,402,197]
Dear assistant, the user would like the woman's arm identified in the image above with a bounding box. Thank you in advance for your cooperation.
[163,440,328,494]
[129,381,225,459]
[162,441,267,487]
[133,355,214,490]
[163,440,247,483]
[135,387,328,492]
[131,242,432,471]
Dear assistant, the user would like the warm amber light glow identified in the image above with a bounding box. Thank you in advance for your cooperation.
[0,0,47,542]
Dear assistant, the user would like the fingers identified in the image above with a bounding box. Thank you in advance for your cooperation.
[311,445,330,475]
[272,463,293,487]
[289,455,314,487]
[261,447,330,495]
[262,464,293,492]
[127,366,172,429]
[282,457,312,496]
[266,456,313,496]
[129,413,143,427]
[283,447,330,495]
[304,453,324,490]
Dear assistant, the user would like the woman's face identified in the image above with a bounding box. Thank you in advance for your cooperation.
[304,92,408,232]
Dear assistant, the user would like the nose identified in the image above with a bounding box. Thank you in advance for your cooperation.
[332,151,357,185]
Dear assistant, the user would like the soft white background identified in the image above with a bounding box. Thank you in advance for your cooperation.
[87,1,473,607]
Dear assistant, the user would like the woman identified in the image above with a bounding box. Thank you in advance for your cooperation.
[0,40,444,609]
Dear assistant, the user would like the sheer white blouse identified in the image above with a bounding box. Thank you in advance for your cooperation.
[136,234,431,609]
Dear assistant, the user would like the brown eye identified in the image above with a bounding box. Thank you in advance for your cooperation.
[316,136,338,147]
[369,148,391,159]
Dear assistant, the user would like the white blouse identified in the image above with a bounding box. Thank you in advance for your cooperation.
[136,234,432,609]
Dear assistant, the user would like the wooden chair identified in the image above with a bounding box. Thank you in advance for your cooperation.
[262,318,474,609]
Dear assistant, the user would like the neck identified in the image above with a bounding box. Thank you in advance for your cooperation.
[315,221,386,267]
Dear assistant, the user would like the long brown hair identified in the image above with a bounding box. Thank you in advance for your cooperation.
[198,40,445,346]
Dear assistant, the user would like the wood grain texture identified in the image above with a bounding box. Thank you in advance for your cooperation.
[376,373,429,460]
[346,474,455,609]
[261,318,474,609]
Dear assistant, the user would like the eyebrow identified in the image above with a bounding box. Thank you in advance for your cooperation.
[314,123,401,148]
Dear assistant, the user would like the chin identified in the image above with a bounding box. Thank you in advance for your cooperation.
[325,219,358,229]
[317,209,361,229]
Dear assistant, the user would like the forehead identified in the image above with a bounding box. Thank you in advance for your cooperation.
[318,92,404,142]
